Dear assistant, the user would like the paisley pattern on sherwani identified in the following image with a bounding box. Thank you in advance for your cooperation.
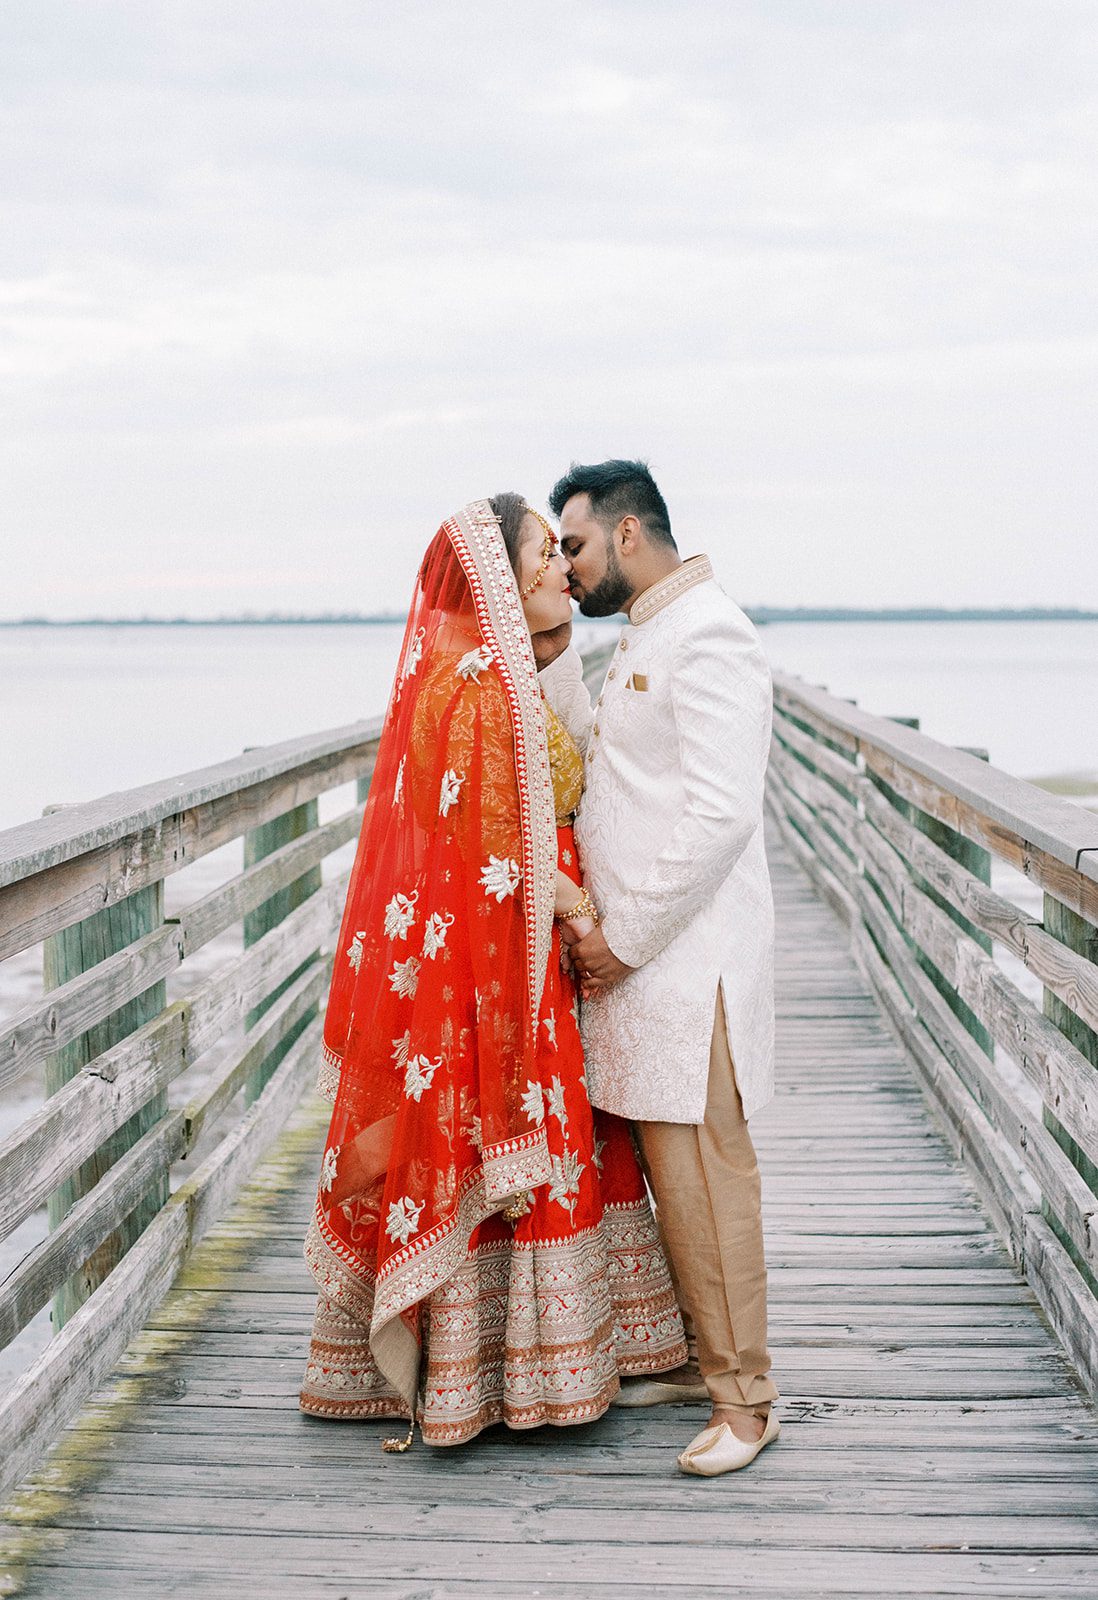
[299,503,685,1443]
[542,567,777,1124]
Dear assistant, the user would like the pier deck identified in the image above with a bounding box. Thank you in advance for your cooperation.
[3,827,1096,1599]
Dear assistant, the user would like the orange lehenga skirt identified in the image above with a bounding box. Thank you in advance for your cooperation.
[299,824,686,1445]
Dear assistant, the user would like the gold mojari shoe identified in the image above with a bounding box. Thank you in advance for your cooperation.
[677,1410,780,1476]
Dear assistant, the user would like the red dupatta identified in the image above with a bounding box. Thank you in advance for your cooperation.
[305,500,558,1413]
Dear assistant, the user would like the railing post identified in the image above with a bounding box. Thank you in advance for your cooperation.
[1042,896,1098,1294]
[242,797,322,1104]
[879,721,994,1058]
[42,815,169,1330]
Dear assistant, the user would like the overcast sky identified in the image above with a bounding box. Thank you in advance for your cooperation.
[1,0,1095,618]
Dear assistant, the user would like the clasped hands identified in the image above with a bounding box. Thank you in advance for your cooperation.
[559,919,635,998]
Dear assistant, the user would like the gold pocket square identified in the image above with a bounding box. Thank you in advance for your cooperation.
[628,673,649,691]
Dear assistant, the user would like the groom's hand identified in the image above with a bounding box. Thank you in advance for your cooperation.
[532,618,573,669]
[572,926,634,988]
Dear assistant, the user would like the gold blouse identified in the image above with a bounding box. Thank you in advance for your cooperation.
[545,697,584,825]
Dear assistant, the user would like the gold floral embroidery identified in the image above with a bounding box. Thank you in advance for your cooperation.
[545,699,584,824]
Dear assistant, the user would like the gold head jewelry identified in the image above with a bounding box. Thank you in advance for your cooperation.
[520,507,558,599]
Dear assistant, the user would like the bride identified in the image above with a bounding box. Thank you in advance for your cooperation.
[299,495,685,1447]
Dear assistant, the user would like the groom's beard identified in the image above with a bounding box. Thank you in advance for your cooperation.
[576,542,632,618]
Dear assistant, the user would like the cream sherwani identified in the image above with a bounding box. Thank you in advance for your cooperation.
[541,556,776,1123]
[541,555,778,1413]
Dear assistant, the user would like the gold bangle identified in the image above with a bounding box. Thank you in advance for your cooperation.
[557,887,599,925]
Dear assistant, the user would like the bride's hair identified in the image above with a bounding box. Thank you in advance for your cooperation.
[489,492,528,580]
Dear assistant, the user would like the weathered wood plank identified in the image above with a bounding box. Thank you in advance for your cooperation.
[772,681,860,756]
[771,672,1098,890]
[0,1113,186,1355]
[41,876,170,1330]
[0,964,327,1352]
[0,878,344,1242]
[182,959,329,1150]
[768,762,1098,1241]
[861,778,1098,1034]
[4,820,1097,1599]
[0,1014,323,1504]
[0,731,378,962]
[771,713,861,794]
[242,797,322,1103]
[0,1007,187,1244]
[895,871,1098,1168]
[0,721,381,887]
[4,1531,1098,1593]
[14,1494,1098,1547]
[0,804,360,1093]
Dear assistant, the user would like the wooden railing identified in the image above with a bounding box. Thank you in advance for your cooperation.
[765,671,1098,1395]
[0,719,382,1500]
[2,645,1095,1502]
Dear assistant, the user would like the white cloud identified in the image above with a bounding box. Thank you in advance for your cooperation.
[1,0,1095,615]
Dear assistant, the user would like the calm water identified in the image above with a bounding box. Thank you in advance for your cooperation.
[1,619,1096,832]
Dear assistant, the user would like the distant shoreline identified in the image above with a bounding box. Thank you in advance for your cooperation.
[2,607,1097,628]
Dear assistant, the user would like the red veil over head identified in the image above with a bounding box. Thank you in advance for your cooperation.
[305,499,558,1412]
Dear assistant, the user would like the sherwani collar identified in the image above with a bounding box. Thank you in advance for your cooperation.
[628,555,714,626]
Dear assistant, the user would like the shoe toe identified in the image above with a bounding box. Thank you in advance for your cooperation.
[677,1414,780,1477]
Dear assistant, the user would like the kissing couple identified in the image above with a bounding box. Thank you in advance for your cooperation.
[299,460,779,1477]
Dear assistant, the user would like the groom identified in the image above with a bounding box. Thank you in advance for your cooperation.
[537,459,779,1477]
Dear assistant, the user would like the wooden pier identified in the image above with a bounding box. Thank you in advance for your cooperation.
[1,650,1097,1595]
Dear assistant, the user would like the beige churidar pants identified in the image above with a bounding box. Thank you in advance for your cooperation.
[634,988,778,1413]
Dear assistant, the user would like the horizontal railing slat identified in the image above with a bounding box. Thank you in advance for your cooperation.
[0,805,362,1094]
[766,671,1098,1397]
[182,959,330,1152]
[862,745,1098,926]
[0,959,331,1352]
[769,747,1098,1200]
[0,1012,323,1506]
[0,720,382,888]
[0,1112,187,1355]
[772,680,859,755]
[0,736,379,964]
[0,875,346,1242]
[0,1009,187,1244]
[767,769,1098,1268]
[772,671,1098,880]
[772,707,861,792]
[774,725,1098,1038]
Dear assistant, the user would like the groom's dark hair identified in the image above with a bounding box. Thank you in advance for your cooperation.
[548,459,676,550]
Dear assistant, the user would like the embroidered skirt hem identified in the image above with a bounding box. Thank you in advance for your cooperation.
[299,1199,686,1446]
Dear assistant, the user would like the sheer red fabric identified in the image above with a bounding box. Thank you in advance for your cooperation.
[302,500,685,1435]
[305,502,560,1409]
